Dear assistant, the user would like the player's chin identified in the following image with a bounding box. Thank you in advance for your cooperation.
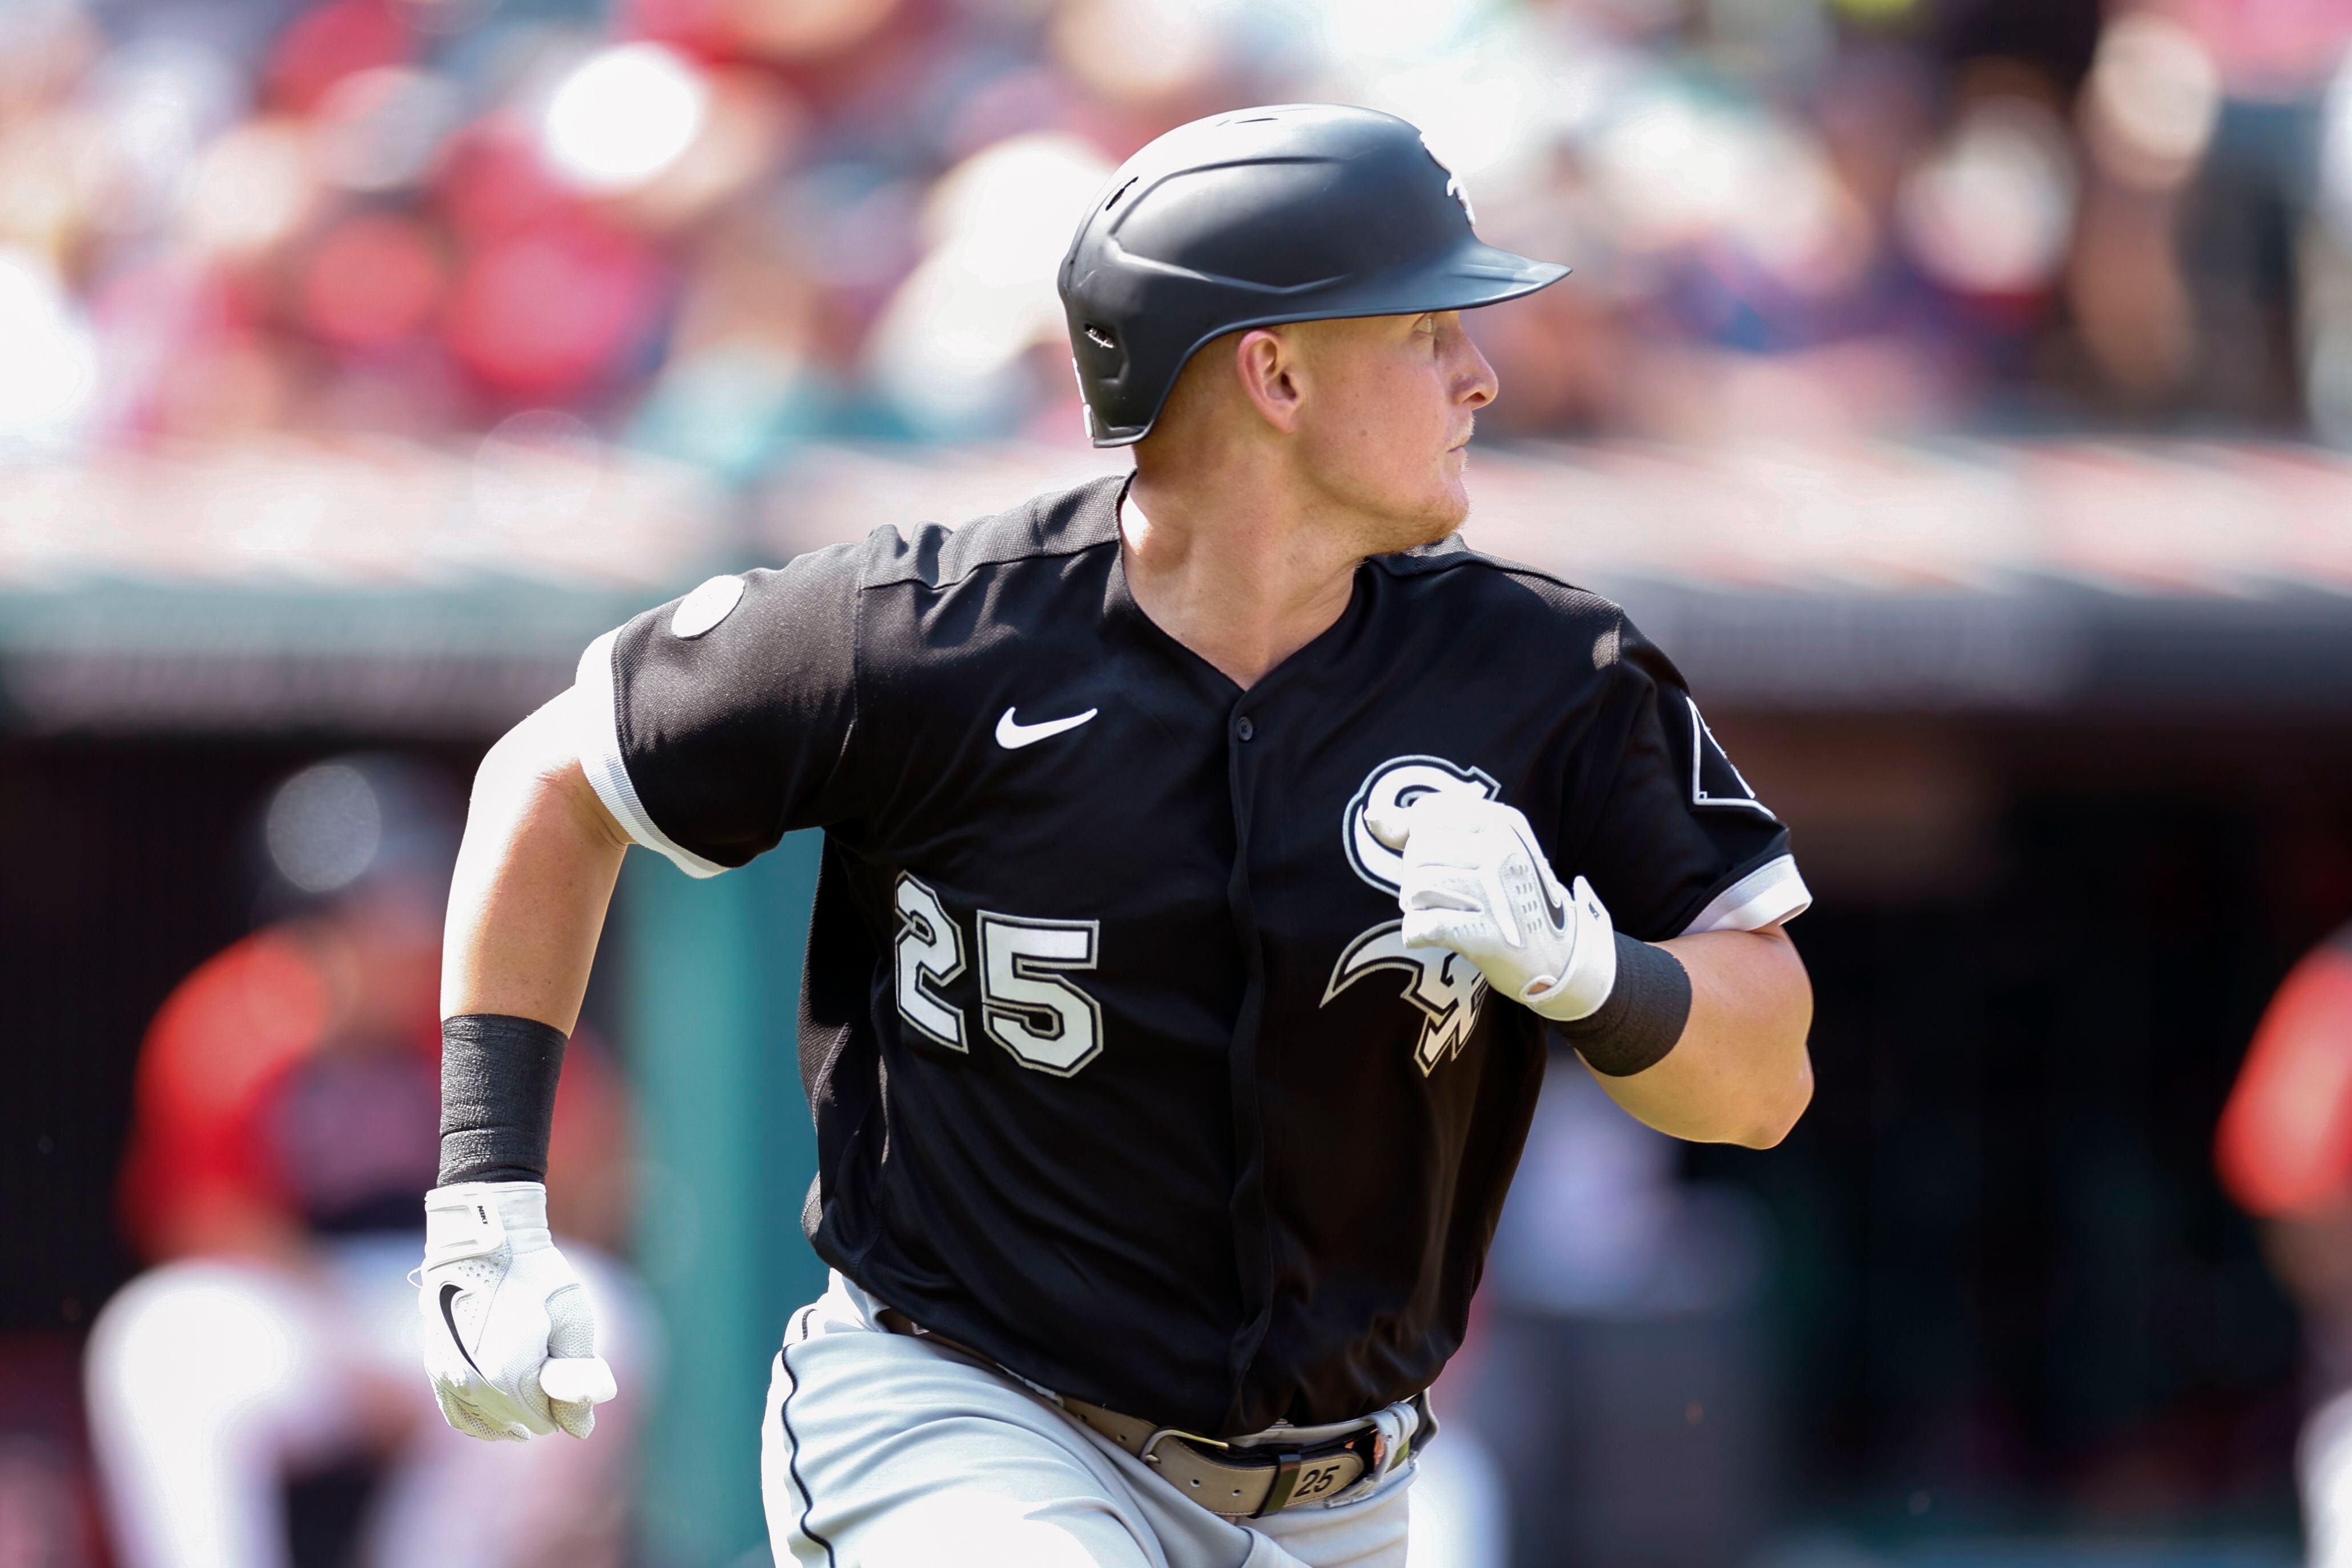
[1429,461,1472,529]
[1388,494,1468,553]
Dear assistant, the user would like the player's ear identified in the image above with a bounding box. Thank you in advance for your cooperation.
[1233,327,1305,435]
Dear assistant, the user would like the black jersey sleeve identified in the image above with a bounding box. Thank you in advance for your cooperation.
[1563,615,1810,940]
[572,544,863,876]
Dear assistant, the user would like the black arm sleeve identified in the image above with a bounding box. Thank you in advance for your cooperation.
[437,1014,566,1186]
[1554,932,1693,1076]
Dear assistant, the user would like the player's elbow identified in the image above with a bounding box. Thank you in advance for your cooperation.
[1725,940,1814,1148]
[1727,1050,1812,1149]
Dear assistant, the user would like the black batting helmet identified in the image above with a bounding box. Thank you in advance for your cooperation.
[1057,103,1569,448]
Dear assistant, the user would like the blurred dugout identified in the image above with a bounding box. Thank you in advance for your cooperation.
[10,429,2352,1565]
[83,756,654,1568]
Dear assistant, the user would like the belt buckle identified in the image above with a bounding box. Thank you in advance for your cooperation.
[1137,1424,1229,1466]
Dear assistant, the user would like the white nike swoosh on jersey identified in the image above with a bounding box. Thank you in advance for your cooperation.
[996,706,1099,749]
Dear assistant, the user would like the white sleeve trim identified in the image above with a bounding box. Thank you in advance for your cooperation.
[573,629,729,880]
[1679,854,1811,935]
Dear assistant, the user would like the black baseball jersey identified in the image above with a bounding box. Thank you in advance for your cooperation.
[574,473,1808,1436]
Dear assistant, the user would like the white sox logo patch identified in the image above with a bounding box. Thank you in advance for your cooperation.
[1322,755,1498,1075]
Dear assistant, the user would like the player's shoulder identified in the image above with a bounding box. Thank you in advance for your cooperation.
[847,473,1125,594]
[1373,532,1626,630]
[1370,534,1689,688]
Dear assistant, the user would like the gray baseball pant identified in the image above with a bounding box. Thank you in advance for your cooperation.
[761,1272,1418,1568]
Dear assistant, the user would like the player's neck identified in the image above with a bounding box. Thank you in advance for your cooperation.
[1120,472,1369,691]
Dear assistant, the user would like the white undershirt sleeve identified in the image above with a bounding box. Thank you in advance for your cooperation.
[1679,853,1812,935]
[572,630,729,880]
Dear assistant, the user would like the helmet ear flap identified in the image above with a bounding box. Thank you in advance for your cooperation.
[1070,319,1129,441]
[1081,323,1125,378]
[1070,356,1100,441]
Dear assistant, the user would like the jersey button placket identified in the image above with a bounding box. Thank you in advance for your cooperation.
[1221,696,1277,1424]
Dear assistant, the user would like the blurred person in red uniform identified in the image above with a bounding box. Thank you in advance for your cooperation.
[83,757,653,1568]
[2218,924,2352,1567]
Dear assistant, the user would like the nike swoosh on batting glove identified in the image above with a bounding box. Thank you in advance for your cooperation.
[419,1181,616,1442]
[1364,793,1619,1022]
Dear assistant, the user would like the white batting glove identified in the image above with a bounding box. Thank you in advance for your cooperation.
[1365,793,1619,1022]
[418,1181,616,1442]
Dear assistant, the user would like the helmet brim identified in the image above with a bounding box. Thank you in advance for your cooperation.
[1328,242,1573,319]
[1089,241,1571,447]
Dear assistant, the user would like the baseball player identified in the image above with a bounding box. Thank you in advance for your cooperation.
[418,104,1816,1568]
[89,757,648,1568]
[2218,924,2352,1567]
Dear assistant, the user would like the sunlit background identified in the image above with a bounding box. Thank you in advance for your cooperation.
[6,0,2352,466]
[14,0,2352,1565]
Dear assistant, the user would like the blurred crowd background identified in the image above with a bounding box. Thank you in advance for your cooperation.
[5,0,2352,467]
[17,0,2352,1565]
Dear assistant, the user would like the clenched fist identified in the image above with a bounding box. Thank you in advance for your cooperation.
[1364,792,1619,1022]
[418,1181,616,1442]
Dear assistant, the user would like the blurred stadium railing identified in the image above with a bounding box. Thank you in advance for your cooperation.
[14,434,2352,734]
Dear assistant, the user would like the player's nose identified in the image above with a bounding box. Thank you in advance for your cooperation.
[1447,320,1497,410]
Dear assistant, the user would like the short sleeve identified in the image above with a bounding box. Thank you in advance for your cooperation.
[573,544,863,877]
[1565,616,1811,940]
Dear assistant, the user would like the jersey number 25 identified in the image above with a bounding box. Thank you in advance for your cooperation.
[893,873,1104,1078]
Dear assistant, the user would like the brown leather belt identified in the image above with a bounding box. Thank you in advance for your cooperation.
[1054,1389,1432,1518]
[873,1307,1431,1519]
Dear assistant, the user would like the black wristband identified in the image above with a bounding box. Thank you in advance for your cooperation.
[437,1014,567,1185]
[1555,933,1692,1078]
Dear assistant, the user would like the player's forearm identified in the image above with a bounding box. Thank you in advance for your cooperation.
[421,701,627,1443]
[1588,925,1813,1148]
[441,692,630,1031]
